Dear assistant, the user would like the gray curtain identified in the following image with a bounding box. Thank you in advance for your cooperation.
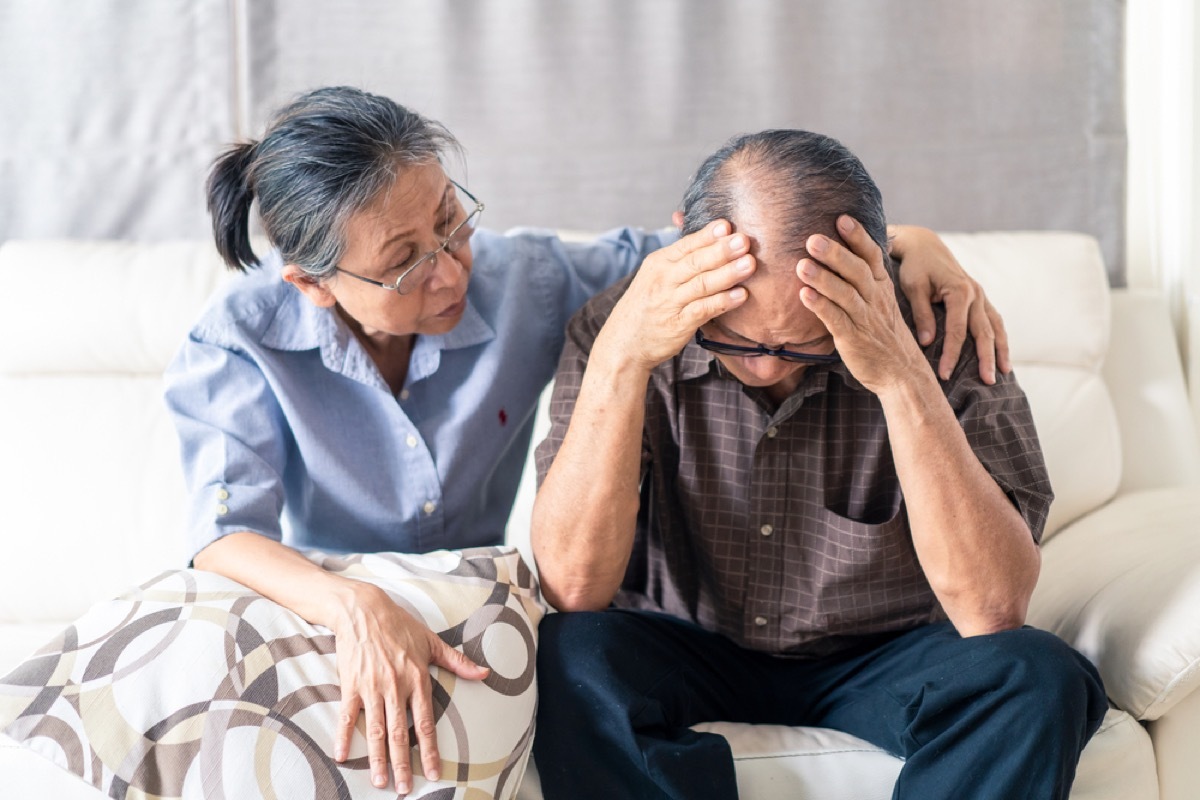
[0,0,1127,281]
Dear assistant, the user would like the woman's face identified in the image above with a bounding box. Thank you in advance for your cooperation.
[319,162,475,339]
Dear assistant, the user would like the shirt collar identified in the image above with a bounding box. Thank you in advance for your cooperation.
[260,283,495,385]
[407,297,494,382]
[679,338,716,381]
[259,276,333,352]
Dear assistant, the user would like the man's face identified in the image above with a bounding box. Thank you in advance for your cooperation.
[701,200,834,397]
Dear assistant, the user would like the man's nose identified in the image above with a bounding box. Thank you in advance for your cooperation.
[745,357,794,382]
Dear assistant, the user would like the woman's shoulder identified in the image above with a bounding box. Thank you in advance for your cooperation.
[469,225,672,290]
[466,228,564,304]
[188,251,294,347]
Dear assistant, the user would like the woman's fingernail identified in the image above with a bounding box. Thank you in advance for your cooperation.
[809,235,827,255]
[374,774,388,788]
[713,221,729,236]
[735,255,753,273]
[428,768,441,782]
[918,329,931,344]
[839,216,855,233]
[799,260,817,279]
[728,233,745,252]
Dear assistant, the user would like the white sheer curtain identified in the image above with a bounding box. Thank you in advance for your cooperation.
[1124,0,1200,424]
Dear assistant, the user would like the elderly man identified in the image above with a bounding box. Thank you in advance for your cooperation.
[530,130,1106,799]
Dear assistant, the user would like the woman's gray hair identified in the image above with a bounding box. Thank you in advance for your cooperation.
[206,86,460,275]
[679,129,889,266]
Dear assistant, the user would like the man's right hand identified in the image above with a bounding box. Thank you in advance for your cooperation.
[599,219,755,371]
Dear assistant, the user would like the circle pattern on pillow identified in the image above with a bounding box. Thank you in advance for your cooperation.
[0,546,544,799]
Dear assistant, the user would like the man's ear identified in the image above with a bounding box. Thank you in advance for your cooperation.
[672,210,685,230]
[281,264,337,308]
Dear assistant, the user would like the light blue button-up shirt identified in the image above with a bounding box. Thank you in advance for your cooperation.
[164,227,674,560]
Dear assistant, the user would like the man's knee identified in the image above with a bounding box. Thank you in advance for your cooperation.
[986,627,1107,731]
[537,610,643,697]
[538,610,621,670]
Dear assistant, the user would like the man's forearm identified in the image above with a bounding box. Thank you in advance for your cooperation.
[877,372,1041,636]
[532,333,651,612]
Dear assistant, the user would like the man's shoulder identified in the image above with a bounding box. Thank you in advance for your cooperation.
[565,272,637,340]
[889,277,983,397]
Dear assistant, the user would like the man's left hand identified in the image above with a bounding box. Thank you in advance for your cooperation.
[796,216,928,396]
[800,216,1009,389]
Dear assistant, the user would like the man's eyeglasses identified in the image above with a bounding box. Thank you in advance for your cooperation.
[694,330,841,364]
[335,180,484,296]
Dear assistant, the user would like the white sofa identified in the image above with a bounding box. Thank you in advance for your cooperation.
[1,232,1198,800]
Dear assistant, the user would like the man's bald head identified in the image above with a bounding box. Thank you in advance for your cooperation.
[678,129,889,273]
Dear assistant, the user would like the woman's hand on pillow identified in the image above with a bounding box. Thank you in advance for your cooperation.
[331,581,490,794]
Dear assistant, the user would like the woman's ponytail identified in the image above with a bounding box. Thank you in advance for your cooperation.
[206,141,259,272]
[204,87,461,278]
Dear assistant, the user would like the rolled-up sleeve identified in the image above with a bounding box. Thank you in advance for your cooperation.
[534,275,655,489]
[952,371,1054,543]
[163,333,290,561]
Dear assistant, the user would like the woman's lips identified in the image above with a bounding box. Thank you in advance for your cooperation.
[437,298,466,318]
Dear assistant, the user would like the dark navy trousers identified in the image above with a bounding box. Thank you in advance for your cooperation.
[534,610,1107,800]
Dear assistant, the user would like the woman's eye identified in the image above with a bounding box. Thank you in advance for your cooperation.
[393,251,416,272]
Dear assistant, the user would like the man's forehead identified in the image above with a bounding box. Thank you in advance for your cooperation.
[726,197,813,272]
[716,270,827,343]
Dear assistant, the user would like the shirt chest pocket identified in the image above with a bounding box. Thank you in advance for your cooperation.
[806,504,938,635]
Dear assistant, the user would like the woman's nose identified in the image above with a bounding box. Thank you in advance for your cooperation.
[426,245,468,290]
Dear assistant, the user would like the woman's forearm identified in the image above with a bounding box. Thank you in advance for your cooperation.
[193,531,363,629]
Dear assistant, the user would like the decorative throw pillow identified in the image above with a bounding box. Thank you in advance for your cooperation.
[0,546,543,799]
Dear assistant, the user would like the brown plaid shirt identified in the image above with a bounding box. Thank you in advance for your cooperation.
[535,272,1052,657]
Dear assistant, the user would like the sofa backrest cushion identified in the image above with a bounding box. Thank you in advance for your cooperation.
[939,232,1120,538]
[0,241,234,623]
[0,232,1121,625]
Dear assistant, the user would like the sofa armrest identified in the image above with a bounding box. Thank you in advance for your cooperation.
[1104,289,1200,494]
[1027,486,1200,720]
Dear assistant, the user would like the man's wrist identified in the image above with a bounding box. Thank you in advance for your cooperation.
[592,325,657,384]
[874,363,943,421]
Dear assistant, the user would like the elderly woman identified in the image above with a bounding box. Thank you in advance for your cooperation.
[163,85,1007,795]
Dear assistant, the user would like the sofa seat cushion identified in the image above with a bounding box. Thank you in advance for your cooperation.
[1028,486,1200,720]
[1,732,105,799]
[515,708,1153,800]
[693,722,901,799]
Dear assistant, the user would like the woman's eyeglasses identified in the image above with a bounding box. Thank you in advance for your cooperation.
[335,181,484,295]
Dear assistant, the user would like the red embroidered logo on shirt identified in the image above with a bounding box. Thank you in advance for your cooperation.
[499,408,508,426]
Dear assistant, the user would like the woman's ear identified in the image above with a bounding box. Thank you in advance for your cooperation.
[672,210,685,229]
[281,264,337,308]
